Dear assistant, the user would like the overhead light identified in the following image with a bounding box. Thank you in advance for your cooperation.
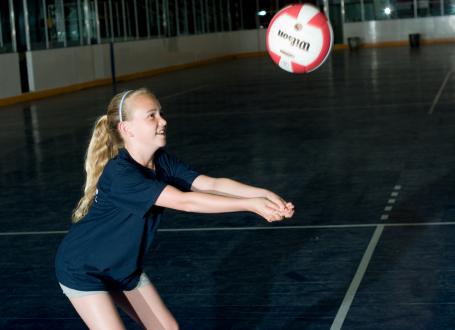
[258,10,267,16]
[384,7,392,15]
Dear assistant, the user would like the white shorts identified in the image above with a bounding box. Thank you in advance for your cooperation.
[59,272,152,298]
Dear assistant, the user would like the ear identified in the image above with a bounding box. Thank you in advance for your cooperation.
[117,121,134,138]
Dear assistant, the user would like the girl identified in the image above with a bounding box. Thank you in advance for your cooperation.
[55,88,294,330]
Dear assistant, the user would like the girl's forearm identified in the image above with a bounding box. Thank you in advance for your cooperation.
[208,178,267,199]
[184,191,254,213]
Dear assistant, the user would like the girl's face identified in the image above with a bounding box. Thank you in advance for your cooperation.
[125,94,167,150]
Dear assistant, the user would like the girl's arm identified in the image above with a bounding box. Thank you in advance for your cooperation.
[191,175,292,212]
[155,184,287,222]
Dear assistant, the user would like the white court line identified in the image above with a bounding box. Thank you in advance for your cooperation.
[331,183,400,328]
[2,221,455,236]
[164,101,440,119]
[160,85,208,100]
[330,225,384,330]
[428,69,454,115]
[0,230,69,236]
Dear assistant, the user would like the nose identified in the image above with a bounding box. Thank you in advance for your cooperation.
[159,116,167,127]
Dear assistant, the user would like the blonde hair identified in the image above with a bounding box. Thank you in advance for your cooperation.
[72,87,158,223]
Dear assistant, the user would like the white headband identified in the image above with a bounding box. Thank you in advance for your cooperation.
[118,90,132,122]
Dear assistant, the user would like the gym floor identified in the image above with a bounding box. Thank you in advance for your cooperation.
[1,44,455,329]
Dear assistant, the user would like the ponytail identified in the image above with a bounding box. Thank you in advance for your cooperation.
[72,115,120,222]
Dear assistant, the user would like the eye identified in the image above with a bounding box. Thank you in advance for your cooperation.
[149,113,156,118]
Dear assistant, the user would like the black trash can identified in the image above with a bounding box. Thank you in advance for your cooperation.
[347,37,361,51]
[409,33,421,48]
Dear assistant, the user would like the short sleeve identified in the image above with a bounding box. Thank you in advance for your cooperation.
[110,169,167,218]
[157,149,200,192]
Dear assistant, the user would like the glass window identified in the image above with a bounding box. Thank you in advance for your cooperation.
[98,0,112,42]
[28,0,95,50]
[363,0,375,19]
[214,0,224,32]
[430,0,443,15]
[363,0,395,20]
[444,0,455,14]
[224,0,233,31]
[241,0,257,29]
[44,1,67,48]
[257,0,325,27]
[213,0,224,31]
[201,0,209,33]
[87,0,100,44]
[0,1,13,53]
[174,0,189,35]
[345,0,362,22]
[363,0,417,19]
[395,0,414,18]
[184,0,196,34]
[420,0,442,16]
[329,0,343,43]
[166,0,177,36]
[63,0,83,47]
[156,0,171,37]
[27,1,44,50]
[136,0,150,38]
[278,0,302,7]
[230,0,244,30]
[124,0,139,39]
[2,0,380,54]
[150,0,162,37]
[193,0,206,34]
[257,0,275,29]
[209,0,219,32]
[205,0,215,32]
[110,0,126,41]
[417,0,431,16]
[217,0,229,31]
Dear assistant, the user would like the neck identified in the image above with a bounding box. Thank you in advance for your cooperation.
[124,144,158,168]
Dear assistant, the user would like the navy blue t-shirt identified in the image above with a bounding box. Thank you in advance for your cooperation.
[55,147,200,291]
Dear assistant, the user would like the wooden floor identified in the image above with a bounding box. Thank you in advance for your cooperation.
[1,44,455,329]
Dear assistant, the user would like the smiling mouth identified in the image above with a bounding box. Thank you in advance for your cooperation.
[156,128,166,136]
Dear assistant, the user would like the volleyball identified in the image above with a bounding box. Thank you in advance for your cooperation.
[266,4,333,74]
